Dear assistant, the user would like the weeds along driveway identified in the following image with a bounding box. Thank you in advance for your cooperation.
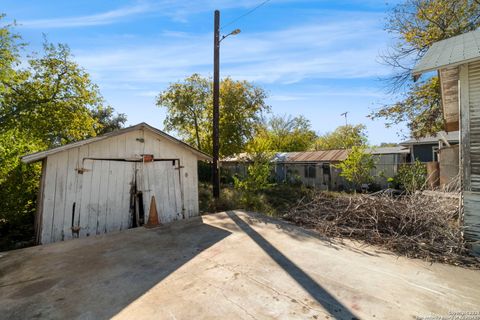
[0,211,479,320]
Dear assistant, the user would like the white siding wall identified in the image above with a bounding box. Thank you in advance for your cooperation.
[459,61,480,254]
[39,128,201,244]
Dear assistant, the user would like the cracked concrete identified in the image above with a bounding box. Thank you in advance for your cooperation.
[0,210,479,319]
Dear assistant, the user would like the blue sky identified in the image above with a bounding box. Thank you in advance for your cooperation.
[3,0,408,144]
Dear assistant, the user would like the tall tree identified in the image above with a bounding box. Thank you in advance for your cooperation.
[313,124,367,150]
[91,106,127,135]
[157,74,269,156]
[0,16,126,248]
[1,41,125,145]
[250,114,317,152]
[370,0,480,137]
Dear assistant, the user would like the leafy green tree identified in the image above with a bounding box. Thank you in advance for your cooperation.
[157,74,269,156]
[1,42,122,145]
[250,114,317,152]
[313,124,367,150]
[0,15,23,97]
[371,0,480,138]
[335,146,376,190]
[157,74,209,151]
[0,16,126,248]
[91,106,127,135]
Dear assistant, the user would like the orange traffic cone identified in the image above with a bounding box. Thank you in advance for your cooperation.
[145,195,160,228]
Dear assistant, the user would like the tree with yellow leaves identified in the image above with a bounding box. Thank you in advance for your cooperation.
[371,0,480,138]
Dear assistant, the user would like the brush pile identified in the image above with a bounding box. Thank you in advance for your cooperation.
[283,191,479,267]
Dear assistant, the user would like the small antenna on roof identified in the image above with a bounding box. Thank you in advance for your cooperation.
[340,112,348,126]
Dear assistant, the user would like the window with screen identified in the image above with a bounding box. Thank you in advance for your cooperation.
[304,164,316,178]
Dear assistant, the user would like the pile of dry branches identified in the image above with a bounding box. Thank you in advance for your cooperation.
[283,191,479,267]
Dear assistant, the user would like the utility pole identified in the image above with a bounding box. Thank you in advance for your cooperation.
[212,10,220,199]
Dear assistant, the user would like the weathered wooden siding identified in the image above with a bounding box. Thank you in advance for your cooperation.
[39,128,200,244]
[468,61,480,191]
[440,67,459,131]
[464,192,480,255]
[458,61,480,254]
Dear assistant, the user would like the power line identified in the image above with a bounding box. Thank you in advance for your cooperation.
[221,0,272,30]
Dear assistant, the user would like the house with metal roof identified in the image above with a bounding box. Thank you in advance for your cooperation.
[273,150,349,190]
[221,147,410,190]
[413,28,480,254]
[22,122,211,244]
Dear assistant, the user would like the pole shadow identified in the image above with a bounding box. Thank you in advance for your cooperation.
[226,211,358,320]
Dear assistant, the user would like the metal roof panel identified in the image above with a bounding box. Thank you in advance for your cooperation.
[413,29,480,75]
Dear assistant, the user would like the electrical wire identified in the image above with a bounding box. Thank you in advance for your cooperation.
[220,0,272,30]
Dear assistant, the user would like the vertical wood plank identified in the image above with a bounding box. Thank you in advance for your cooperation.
[123,162,135,229]
[41,157,57,244]
[78,158,93,238]
[34,159,47,244]
[97,160,110,234]
[61,148,79,241]
[51,152,69,243]
[460,64,471,191]
[87,160,102,236]
[75,145,89,236]
[106,161,119,232]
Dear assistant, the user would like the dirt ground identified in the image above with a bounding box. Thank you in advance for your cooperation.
[0,210,479,319]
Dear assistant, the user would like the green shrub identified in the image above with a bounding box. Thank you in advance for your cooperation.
[395,160,427,193]
[335,146,376,191]
[233,152,275,211]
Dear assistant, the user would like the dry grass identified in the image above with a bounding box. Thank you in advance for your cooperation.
[283,191,479,267]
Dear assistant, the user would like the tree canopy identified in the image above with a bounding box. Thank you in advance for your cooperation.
[249,114,317,152]
[370,0,480,138]
[0,15,126,249]
[157,74,269,157]
[313,124,367,150]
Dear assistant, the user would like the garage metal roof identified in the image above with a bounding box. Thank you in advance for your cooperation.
[413,29,480,75]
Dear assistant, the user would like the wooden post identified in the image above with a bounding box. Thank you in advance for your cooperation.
[212,10,221,199]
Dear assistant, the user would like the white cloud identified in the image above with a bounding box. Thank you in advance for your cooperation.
[21,3,151,28]
[73,13,388,89]
[270,88,385,102]
[18,0,293,29]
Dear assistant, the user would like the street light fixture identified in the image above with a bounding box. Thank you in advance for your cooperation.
[221,29,241,42]
[212,10,241,199]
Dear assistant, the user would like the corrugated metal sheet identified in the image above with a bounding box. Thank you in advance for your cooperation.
[464,192,480,255]
[469,61,480,192]
[413,28,480,75]
[283,150,349,163]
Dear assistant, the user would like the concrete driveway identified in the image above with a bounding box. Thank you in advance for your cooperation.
[1,211,479,320]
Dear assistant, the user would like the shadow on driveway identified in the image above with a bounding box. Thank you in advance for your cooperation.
[226,211,358,320]
[0,220,231,320]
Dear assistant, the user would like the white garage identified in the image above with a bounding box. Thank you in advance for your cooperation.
[21,123,211,244]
